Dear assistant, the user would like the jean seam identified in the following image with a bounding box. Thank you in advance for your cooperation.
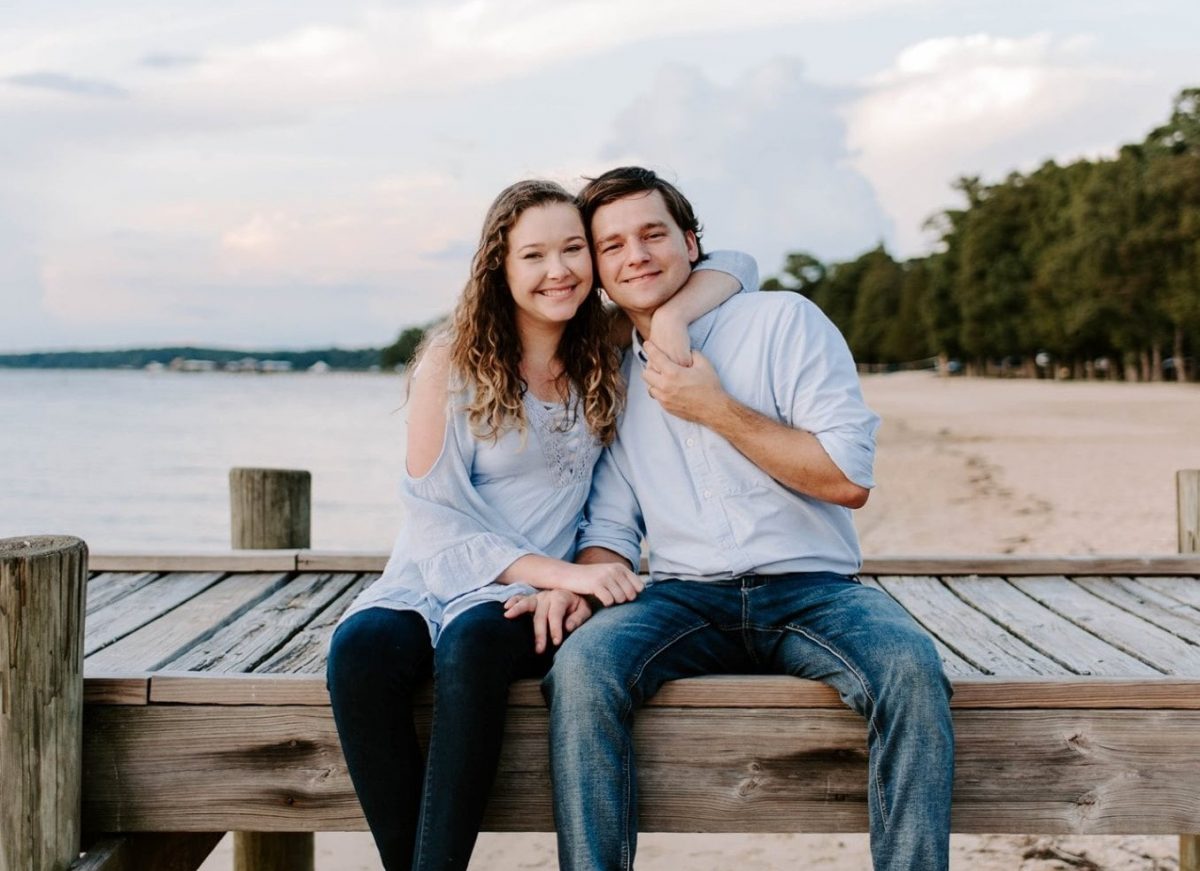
[781,622,890,830]
[412,675,441,869]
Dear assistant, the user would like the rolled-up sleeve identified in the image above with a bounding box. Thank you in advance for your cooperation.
[576,444,644,571]
[777,299,880,489]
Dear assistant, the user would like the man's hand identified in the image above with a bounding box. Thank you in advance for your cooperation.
[504,590,594,653]
[642,340,730,424]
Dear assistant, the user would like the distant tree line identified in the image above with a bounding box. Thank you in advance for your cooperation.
[764,88,1200,381]
[0,346,382,370]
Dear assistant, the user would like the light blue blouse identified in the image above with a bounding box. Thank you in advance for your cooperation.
[340,251,759,645]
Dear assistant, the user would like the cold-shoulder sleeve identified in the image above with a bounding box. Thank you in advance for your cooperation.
[401,405,545,603]
[694,249,759,294]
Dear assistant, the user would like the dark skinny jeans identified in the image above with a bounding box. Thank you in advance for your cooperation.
[327,602,552,871]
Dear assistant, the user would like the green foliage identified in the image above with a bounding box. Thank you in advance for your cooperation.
[765,87,1200,379]
[380,326,429,370]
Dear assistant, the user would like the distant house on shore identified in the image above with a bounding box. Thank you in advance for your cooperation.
[307,361,330,373]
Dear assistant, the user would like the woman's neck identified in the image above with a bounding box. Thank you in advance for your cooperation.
[517,320,567,402]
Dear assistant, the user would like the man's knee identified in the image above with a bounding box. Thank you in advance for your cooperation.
[543,620,633,712]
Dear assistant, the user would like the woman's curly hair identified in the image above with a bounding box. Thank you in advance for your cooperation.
[435,179,624,445]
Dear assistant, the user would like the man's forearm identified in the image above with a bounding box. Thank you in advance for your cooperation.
[575,546,635,569]
[701,394,869,508]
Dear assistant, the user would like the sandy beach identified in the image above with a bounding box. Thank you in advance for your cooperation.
[201,373,1199,870]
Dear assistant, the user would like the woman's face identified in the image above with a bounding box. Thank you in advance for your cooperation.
[504,201,593,329]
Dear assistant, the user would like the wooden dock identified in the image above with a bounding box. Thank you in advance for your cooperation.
[79,553,1200,836]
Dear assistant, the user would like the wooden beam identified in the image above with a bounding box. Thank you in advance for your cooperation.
[71,833,222,871]
[88,551,1200,575]
[141,672,1200,709]
[84,675,150,705]
[1177,469,1200,870]
[88,552,298,572]
[81,705,1200,835]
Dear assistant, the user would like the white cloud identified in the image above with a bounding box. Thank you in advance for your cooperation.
[600,58,891,272]
[847,32,1160,254]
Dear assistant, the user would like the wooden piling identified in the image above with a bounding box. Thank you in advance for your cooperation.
[229,468,311,550]
[229,469,315,871]
[1,536,87,871]
[1179,469,1200,871]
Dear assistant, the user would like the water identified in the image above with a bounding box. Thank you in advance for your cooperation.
[0,369,408,551]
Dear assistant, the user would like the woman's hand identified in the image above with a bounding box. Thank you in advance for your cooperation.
[553,562,644,606]
[646,308,693,367]
[504,590,594,653]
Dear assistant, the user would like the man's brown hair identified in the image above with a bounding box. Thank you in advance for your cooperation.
[576,166,705,259]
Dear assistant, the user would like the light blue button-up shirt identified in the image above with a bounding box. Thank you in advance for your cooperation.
[578,291,880,581]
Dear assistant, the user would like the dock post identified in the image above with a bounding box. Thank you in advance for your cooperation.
[1179,469,1200,871]
[1,536,87,871]
[229,468,315,871]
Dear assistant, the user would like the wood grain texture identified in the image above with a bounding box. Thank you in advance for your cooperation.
[1179,470,1200,555]
[143,672,1200,709]
[1075,576,1200,643]
[88,552,299,572]
[229,468,311,550]
[1137,577,1200,610]
[86,573,291,673]
[83,675,150,705]
[81,705,1200,835]
[1,535,87,871]
[164,574,358,673]
[943,576,1157,676]
[86,552,1200,575]
[85,572,159,615]
[875,576,1065,675]
[84,572,224,657]
[70,833,222,871]
[1011,576,1200,674]
[255,574,374,674]
[233,833,313,871]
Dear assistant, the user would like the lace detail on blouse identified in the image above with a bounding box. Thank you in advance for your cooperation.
[524,393,598,489]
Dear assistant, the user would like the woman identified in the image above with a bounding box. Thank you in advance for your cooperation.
[327,179,756,870]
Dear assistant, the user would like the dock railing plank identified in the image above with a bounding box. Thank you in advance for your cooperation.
[85,573,291,673]
[1076,576,1200,644]
[256,574,376,674]
[84,572,225,657]
[1011,576,1200,674]
[164,573,358,673]
[943,576,1158,676]
[873,576,1065,675]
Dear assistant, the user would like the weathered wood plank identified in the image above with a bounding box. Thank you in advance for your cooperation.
[84,675,150,705]
[164,574,358,673]
[1011,576,1200,675]
[1076,576,1200,643]
[1138,576,1200,610]
[71,833,222,871]
[943,576,1157,676]
[858,577,979,676]
[84,573,225,657]
[295,552,388,572]
[88,552,1200,575]
[81,705,1200,834]
[255,575,376,674]
[85,572,160,615]
[863,557,1200,576]
[88,552,299,572]
[874,576,1065,675]
[85,573,291,673]
[143,672,1200,709]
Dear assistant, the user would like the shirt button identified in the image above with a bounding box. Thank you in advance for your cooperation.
[685,438,695,447]
[703,489,712,499]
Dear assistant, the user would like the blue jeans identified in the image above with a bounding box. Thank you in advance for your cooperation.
[543,573,954,871]
[327,603,553,871]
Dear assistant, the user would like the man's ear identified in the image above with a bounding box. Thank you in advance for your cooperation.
[684,230,699,264]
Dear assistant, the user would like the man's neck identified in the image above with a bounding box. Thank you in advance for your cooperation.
[627,311,655,345]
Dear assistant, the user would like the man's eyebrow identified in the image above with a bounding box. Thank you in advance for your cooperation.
[595,222,669,245]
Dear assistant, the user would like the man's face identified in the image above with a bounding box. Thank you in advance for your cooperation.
[590,190,699,320]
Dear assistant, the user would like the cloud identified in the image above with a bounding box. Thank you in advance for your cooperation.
[139,53,203,69]
[6,71,129,99]
[846,32,1161,254]
[599,58,891,273]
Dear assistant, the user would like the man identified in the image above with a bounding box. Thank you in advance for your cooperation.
[516,167,953,871]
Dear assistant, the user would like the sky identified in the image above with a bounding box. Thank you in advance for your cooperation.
[1,0,1196,351]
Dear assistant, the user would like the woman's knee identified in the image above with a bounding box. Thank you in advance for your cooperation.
[327,608,429,694]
